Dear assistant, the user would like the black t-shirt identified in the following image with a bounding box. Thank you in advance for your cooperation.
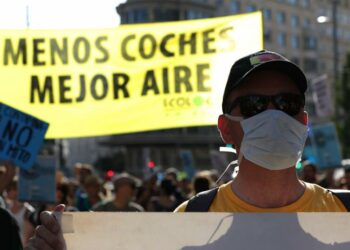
[0,208,23,250]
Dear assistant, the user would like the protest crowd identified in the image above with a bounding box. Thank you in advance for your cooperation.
[1,159,350,247]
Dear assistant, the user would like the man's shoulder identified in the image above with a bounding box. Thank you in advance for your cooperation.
[304,182,348,212]
[304,182,335,195]
[304,182,336,200]
[174,200,189,212]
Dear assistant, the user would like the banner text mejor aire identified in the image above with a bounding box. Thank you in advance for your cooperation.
[0,13,263,138]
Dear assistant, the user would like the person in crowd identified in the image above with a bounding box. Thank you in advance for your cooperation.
[147,179,179,212]
[67,178,79,207]
[193,176,210,194]
[300,161,318,184]
[56,179,79,212]
[5,177,36,245]
[0,161,23,249]
[164,167,186,204]
[25,50,350,250]
[92,173,144,212]
[0,161,16,208]
[83,174,104,210]
[339,168,350,189]
[193,171,215,195]
[164,167,179,185]
[74,163,93,211]
[178,177,193,199]
[318,169,337,189]
[136,173,159,209]
[0,206,23,250]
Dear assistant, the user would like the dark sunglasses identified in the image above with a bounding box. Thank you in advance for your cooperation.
[226,93,305,118]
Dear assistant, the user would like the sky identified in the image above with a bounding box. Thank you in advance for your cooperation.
[0,0,126,29]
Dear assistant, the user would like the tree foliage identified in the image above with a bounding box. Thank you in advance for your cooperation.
[336,53,350,157]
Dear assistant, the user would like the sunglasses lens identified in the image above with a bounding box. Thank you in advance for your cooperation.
[229,94,304,118]
[274,94,304,116]
[240,96,269,118]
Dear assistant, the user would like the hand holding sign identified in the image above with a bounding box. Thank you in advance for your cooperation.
[26,204,67,250]
[0,103,49,170]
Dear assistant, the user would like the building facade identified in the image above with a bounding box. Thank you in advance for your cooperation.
[66,0,350,176]
[117,0,216,23]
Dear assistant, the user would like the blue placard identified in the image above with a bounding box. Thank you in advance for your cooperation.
[0,103,49,169]
[302,123,342,169]
[179,150,195,180]
[18,155,56,203]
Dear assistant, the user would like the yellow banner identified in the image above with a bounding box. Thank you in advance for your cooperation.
[0,12,263,138]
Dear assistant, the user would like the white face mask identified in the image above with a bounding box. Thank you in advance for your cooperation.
[225,109,308,171]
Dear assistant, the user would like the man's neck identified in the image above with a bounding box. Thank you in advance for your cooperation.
[232,159,305,208]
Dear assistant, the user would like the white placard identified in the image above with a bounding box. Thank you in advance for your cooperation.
[62,213,350,250]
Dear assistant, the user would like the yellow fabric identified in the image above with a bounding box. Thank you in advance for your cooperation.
[175,181,347,212]
[0,12,263,138]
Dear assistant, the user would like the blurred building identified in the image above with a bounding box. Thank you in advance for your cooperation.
[117,0,216,23]
[67,0,350,175]
[220,0,350,118]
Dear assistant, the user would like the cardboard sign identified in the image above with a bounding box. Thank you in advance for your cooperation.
[18,155,56,203]
[61,213,350,250]
[0,103,49,169]
[0,12,263,138]
[311,75,334,117]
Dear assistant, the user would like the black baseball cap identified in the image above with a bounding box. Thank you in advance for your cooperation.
[222,50,308,113]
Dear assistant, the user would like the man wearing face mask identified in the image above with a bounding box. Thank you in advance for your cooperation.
[25,50,350,250]
[175,50,348,212]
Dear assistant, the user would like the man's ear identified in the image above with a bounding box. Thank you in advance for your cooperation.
[302,111,308,125]
[218,115,234,144]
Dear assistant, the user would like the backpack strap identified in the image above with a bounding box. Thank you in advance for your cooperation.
[185,187,219,212]
[329,189,350,212]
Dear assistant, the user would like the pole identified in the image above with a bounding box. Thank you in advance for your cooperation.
[56,139,65,170]
[332,0,339,120]
[332,0,339,83]
[26,4,30,28]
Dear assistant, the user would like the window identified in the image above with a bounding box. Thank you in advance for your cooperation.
[184,10,208,19]
[303,36,317,50]
[304,58,318,72]
[230,0,240,13]
[291,15,299,28]
[303,18,311,28]
[287,0,298,5]
[129,9,148,23]
[301,0,310,8]
[154,8,180,21]
[291,35,300,49]
[263,8,272,22]
[264,28,272,43]
[276,11,286,24]
[246,4,257,12]
[277,32,287,46]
